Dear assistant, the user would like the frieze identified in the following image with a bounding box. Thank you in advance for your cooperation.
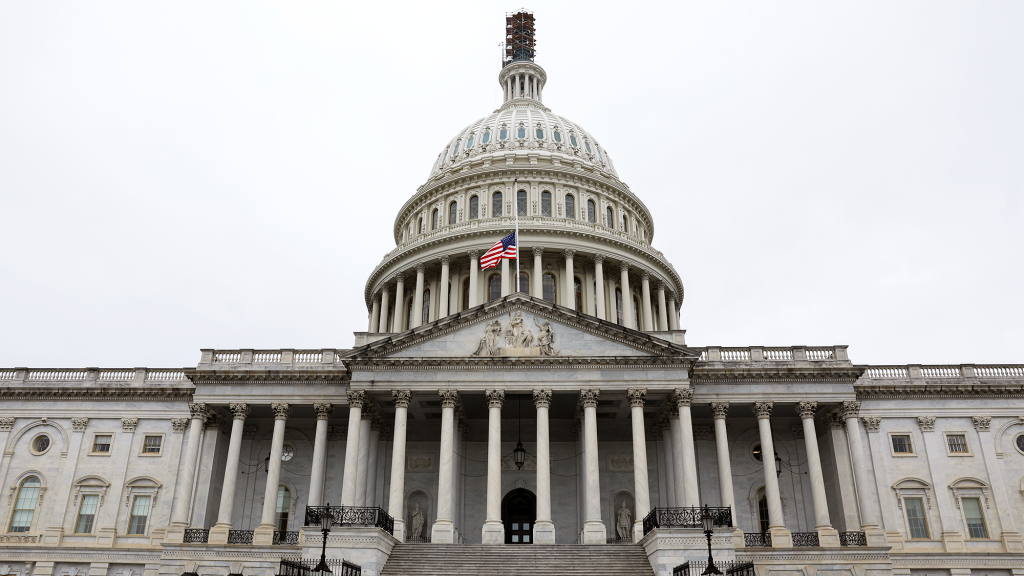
[608,455,634,471]
[471,311,558,357]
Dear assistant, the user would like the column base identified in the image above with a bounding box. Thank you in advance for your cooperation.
[392,519,407,543]
[815,526,840,548]
[253,523,276,546]
[432,520,456,544]
[482,520,505,544]
[535,520,556,544]
[208,523,231,545]
[94,527,116,547]
[768,526,792,548]
[162,523,186,544]
[582,520,607,544]
[940,530,965,552]
[860,526,888,548]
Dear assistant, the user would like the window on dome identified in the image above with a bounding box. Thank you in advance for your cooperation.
[541,191,552,217]
[536,128,544,139]
[553,130,562,143]
[633,295,641,329]
[422,289,430,325]
[597,147,604,161]
[469,195,479,220]
[622,215,627,231]
[449,202,457,225]
[574,277,583,312]
[542,273,556,304]
[500,128,508,141]
[570,134,578,147]
[584,140,592,153]
[517,126,526,139]
[431,209,438,230]
[482,131,491,144]
[467,135,474,149]
[453,142,460,155]
[565,194,575,219]
[615,288,624,325]
[606,207,613,228]
[462,278,471,311]
[518,272,529,294]
[488,274,502,302]
[418,217,424,234]
[517,190,527,217]
[587,200,596,223]
[492,192,503,217]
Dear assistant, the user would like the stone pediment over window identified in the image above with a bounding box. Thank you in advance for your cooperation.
[342,294,698,364]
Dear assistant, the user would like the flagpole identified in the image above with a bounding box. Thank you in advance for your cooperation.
[514,177,520,293]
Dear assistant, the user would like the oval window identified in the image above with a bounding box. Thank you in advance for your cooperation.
[584,141,592,153]
[453,143,460,155]
[282,445,295,462]
[499,128,508,141]
[553,130,561,142]
[536,128,544,139]
[482,131,491,144]
[467,136,474,149]
[597,147,604,160]
[752,444,763,461]
[1016,434,1024,454]
[517,127,526,139]
[569,134,578,147]
[33,434,51,454]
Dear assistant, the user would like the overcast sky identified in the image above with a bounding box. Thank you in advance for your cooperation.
[1,1,1021,368]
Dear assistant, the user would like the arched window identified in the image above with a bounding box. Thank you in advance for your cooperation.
[574,276,583,312]
[518,272,529,294]
[542,273,556,303]
[406,298,414,331]
[488,274,502,302]
[756,487,769,533]
[541,191,552,217]
[462,278,471,311]
[565,194,575,219]
[622,215,627,231]
[615,288,624,325]
[418,217,424,234]
[276,486,291,531]
[449,202,457,225]
[606,207,613,228]
[9,476,41,532]
[421,289,431,324]
[499,128,508,141]
[469,195,479,220]
[633,295,642,329]
[587,200,596,223]
[517,126,526,139]
[492,192,503,217]
[431,209,438,230]
[517,190,527,216]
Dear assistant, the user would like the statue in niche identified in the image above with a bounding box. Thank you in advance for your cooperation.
[505,311,534,348]
[534,317,558,356]
[616,500,633,540]
[410,503,424,539]
[471,320,503,357]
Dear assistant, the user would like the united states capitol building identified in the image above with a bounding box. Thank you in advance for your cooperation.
[2,11,1022,576]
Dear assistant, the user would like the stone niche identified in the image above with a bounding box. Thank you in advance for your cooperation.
[406,490,431,542]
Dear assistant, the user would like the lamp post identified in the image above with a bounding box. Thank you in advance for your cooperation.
[700,505,722,575]
[313,504,333,575]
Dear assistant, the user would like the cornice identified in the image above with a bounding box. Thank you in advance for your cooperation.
[185,368,348,384]
[692,364,865,383]
[347,356,689,370]
[0,386,193,401]
[855,381,1024,399]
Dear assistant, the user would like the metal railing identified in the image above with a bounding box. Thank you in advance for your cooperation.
[839,531,867,546]
[674,561,755,576]
[227,529,253,544]
[642,507,732,535]
[273,530,300,545]
[607,535,634,544]
[305,506,395,536]
[792,531,820,547]
[744,532,772,547]
[182,528,209,543]
[279,557,360,576]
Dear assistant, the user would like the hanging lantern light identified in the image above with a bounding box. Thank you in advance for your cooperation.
[774,451,782,478]
[514,440,526,470]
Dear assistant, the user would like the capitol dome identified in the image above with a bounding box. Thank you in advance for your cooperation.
[362,18,684,340]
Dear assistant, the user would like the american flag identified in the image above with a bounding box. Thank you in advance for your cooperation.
[480,232,517,269]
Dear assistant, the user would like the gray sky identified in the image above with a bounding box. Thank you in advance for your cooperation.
[1,2,1021,368]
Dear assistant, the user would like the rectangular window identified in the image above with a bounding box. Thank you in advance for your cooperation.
[128,495,151,535]
[962,497,988,538]
[143,436,162,454]
[75,494,99,534]
[891,435,913,454]
[92,434,112,453]
[904,497,929,539]
[947,434,968,453]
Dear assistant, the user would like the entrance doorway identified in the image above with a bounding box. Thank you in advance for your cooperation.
[502,488,536,544]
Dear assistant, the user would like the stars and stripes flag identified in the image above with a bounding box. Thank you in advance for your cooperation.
[480,232,517,270]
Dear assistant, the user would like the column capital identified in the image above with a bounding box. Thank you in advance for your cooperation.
[361,402,378,420]
[693,425,711,440]
[860,416,881,433]
[370,414,383,431]
[171,418,188,433]
[752,401,773,419]
[415,263,426,274]
[826,413,845,430]
[230,403,250,420]
[204,414,223,431]
[619,261,630,273]
[467,250,480,259]
[671,388,693,408]
[667,409,679,420]
[627,388,646,408]
[313,403,334,420]
[532,246,544,256]
[271,402,291,420]
[796,400,818,419]
[563,248,576,259]
[657,281,667,291]
[533,389,552,408]
[392,389,412,408]
[710,402,729,419]
[580,389,600,408]
[840,400,861,419]
[917,416,936,431]
[347,390,366,409]
[440,254,451,265]
[121,417,139,433]
[0,417,13,431]
[640,270,650,281]
[973,415,992,431]
[593,253,606,264]
[394,273,405,283]
[439,389,459,408]
[189,402,208,422]
[485,389,505,408]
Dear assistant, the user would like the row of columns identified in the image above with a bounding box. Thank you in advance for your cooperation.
[505,72,542,102]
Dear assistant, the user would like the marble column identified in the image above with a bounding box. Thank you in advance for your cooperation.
[468,251,480,307]
[752,401,792,547]
[364,416,382,506]
[438,255,451,318]
[432,389,459,543]
[388,390,411,541]
[795,401,840,546]
[668,411,686,507]
[842,401,888,547]
[640,272,653,331]
[564,249,576,310]
[411,265,426,328]
[657,283,669,331]
[378,287,391,333]
[392,275,405,332]
[482,389,505,543]
[341,390,365,506]
[710,403,738,527]
[209,403,250,544]
[307,403,333,507]
[501,257,511,297]
[369,298,380,333]
[673,389,700,507]
[532,247,543,297]
[659,418,677,508]
[628,389,651,542]
[581,389,607,543]
[620,263,634,329]
[354,406,374,506]
[594,254,607,320]
[254,402,291,545]
[534,389,556,543]
[166,403,207,541]
[667,296,679,330]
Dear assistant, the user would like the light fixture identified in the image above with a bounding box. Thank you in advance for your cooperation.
[313,503,333,574]
[700,505,722,575]
[513,395,526,470]
[774,451,782,479]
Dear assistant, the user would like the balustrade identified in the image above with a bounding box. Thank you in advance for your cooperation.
[273,531,300,545]
[743,532,772,547]
[183,528,210,543]
[642,507,731,535]
[305,506,395,536]
[98,370,135,381]
[791,531,820,547]
[839,531,867,546]
[227,530,254,544]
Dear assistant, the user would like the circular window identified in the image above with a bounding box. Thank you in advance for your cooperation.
[281,445,295,462]
[1016,434,1024,454]
[32,434,51,454]
[752,444,763,461]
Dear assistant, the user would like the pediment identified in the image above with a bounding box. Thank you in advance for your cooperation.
[345,294,698,362]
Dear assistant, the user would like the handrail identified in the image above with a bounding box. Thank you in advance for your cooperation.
[642,506,732,535]
[305,506,395,536]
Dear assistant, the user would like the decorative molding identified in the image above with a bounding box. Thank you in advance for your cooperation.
[861,417,882,432]
[242,424,257,439]
[790,424,805,439]
[271,402,291,420]
[917,416,936,431]
[709,402,729,419]
[188,402,208,421]
[840,400,861,419]
[752,401,773,419]
[328,425,346,439]
[0,417,14,431]
[121,417,138,433]
[627,388,646,408]
[392,389,412,408]
[795,400,817,419]
[533,389,552,409]
[439,389,459,408]
[347,390,366,409]
[826,413,845,430]
[204,413,223,430]
[973,415,992,431]
[72,417,89,432]
[671,388,693,408]
[171,418,188,433]
[230,403,250,420]
[313,403,334,420]
[693,425,711,440]
[580,389,600,408]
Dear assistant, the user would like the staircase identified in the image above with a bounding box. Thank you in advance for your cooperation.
[380,543,656,576]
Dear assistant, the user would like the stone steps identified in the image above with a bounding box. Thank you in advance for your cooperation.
[380,543,656,576]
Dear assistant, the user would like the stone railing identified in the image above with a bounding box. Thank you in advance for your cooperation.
[697,346,849,363]
[862,365,1024,380]
[199,349,345,366]
[0,368,189,385]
